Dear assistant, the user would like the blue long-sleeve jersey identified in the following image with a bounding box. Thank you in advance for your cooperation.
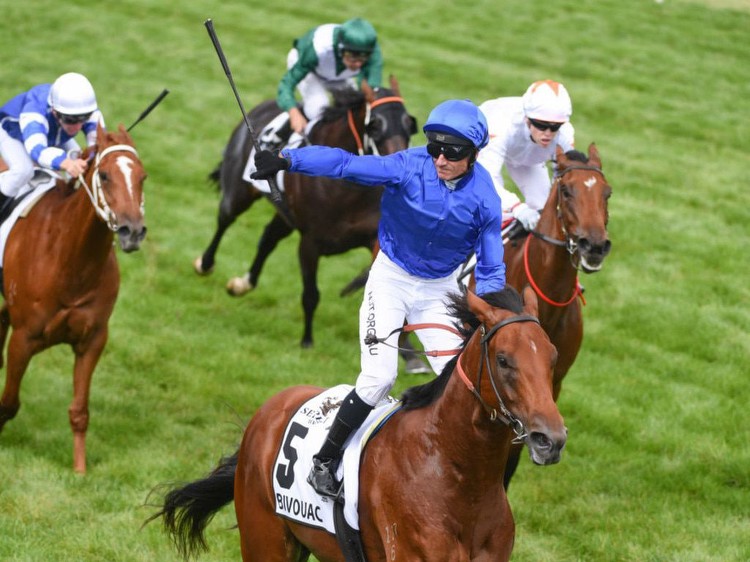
[282,145,506,295]
[0,84,102,170]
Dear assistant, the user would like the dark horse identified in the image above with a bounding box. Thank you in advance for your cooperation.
[150,286,566,561]
[194,77,417,348]
[498,143,611,487]
[0,124,147,473]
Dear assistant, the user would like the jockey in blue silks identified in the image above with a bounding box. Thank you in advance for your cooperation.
[252,99,506,498]
[0,72,105,208]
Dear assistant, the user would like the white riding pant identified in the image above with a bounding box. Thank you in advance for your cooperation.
[286,49,357,135]
[504,161,552,216]
[0,128,35,198]
[355,251,464,406]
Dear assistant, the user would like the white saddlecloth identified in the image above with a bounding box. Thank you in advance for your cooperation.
[271,384,399,533]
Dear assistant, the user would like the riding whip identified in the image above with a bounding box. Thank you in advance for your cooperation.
[203,18,294,227]
[127,89,170,132]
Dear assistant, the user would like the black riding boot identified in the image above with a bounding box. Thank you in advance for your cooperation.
[0,193,12,225]
[308,389,374,498]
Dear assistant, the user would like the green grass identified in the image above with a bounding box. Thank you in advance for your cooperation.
[1,0,749,560]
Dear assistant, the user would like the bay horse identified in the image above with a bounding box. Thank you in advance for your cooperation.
[499,143,611,487]
[0,123,147,473]
[150,286,566,562]
[193,76,417,348]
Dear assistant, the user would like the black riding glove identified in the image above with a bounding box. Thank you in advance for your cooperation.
[252,150,290,179]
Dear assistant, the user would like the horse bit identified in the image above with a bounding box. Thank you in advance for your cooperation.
[75,144,141,232]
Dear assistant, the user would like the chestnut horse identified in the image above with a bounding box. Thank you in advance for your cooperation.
[499,143,611,487]
[0,124,147,473]
[150,286,566,561]
[193,77,417,348]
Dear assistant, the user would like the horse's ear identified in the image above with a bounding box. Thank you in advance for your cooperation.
[555,145,567,170]
[521,285,539,317]
[361,79,374,102]
[389,74,400,96]
[588,142,601,168]
[467,290,492,323]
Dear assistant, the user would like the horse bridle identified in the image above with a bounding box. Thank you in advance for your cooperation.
[75,144,141,232]
[455,314,541,443]
[346,95,406,155]
[532,164,606,262]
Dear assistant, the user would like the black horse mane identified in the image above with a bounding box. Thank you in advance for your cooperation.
[319,89,367,123]
[400,286,524,411]
[565,149,589,163]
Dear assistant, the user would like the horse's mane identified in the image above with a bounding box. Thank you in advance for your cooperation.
[564,149,589,163]
[319,89,367,123]
[400,286,524,410]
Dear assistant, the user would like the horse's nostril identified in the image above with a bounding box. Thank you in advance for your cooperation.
[529,432,552,451]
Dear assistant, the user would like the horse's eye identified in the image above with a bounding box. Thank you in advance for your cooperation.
[560,184,572,198]
[99,172,109,182]
[367,114,387,137]
[496,355,510,369]
[403,114,417,136]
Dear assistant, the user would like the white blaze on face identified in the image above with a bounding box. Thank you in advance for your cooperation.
[530,340,538,354]
[584,176,597,190]
[116,156,136,199]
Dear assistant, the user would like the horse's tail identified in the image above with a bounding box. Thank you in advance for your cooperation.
[146,450,238,560]
[340,266,370,297]
[207,162,222,188]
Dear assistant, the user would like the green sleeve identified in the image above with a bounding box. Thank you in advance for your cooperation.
[360,44,383,88]
[276,29,320,111]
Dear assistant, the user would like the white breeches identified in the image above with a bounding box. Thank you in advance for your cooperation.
[354,251,464,406]
[504,161,552,214]
[0,128,34,198]
[286,49,357,134]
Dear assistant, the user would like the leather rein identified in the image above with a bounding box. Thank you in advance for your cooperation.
[367,314,540,439]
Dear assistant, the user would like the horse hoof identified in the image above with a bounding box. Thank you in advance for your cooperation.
[226,276,253,296]
[193,256,214,276]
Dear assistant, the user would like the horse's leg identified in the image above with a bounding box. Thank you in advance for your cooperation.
[69,328,108,474]
[297,235,320,349]
[226,212,294,296]
[0,305,9,368]
[0,330,37,432]
[195,180,261,275]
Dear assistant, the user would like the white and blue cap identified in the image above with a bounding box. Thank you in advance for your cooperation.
[423,99,489,150]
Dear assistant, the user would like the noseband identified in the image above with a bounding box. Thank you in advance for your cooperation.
[346,94,405,155]
[76,144,141,232]
[455,314,541,443]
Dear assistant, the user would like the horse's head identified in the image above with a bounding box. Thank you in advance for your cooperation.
[466,286,566,465]
[361,75,417,155]
[551,143,612,272]
[85,123,148,252]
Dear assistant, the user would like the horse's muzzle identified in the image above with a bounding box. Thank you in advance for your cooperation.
[527,426,567,465]
[579,237,612,273]
[117,225,147,253]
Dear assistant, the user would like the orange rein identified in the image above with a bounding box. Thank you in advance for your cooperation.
[346,96,405,155]
[523,233,585,307]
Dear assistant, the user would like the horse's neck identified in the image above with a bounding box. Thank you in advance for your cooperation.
[530,197,579,292]
[58,176,113,263]
[428,366,513,475]
[314,106,366,153]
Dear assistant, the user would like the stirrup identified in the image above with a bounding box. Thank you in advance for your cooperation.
[307,458,343,499]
